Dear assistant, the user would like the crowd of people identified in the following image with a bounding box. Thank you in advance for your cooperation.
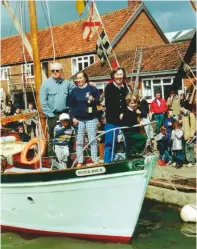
[0,101,38,142]
[1,62,196,170]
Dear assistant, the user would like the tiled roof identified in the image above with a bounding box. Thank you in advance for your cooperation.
[165,29,196,43]
[85,41,196,77]
[1,2,141,66]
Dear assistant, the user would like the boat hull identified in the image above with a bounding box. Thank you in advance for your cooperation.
[1,156,157,243]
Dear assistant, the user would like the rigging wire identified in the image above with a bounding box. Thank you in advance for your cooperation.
[8,0,19,38]
[44,0,56,61]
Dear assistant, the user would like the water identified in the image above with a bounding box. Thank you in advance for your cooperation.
[1,200,196,249]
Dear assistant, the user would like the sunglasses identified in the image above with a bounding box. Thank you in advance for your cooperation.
[51,70,60,73]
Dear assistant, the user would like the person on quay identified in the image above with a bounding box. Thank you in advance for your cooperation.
[155,126,172,166]
[167,90,180,120]
[171,121,184,169]
[104,67,129,163]
[150,92,168,134]
[40,62,75,156]
[69,71,100,167]
[53,113,75,168]
[25,103,37,138]
[163,109,175,153]
[180,107,196,168]
[122,94,147,157]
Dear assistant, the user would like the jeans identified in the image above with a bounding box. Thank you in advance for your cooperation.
[154,114,164,134]
[104,123,119,163]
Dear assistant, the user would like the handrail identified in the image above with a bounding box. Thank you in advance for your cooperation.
[71,121,157,168]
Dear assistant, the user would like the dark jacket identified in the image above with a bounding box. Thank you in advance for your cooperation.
[138,98,149,118]
[122,108,140,133]
[105,82,128,125]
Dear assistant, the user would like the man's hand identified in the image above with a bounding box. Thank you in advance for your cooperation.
[119,113,123,120]
[136,109,141,114]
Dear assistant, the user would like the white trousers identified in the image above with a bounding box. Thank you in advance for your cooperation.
[54,145,69,166]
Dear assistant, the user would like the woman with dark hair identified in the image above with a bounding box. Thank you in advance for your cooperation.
[69,71,100,167]
[104,67,129,163]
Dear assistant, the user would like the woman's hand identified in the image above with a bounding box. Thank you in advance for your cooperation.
[88,95,94,102]
[119,113,123,120]
[73,118,79,126]
[136,109,141,114]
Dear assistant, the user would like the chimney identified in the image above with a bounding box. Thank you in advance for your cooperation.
[128,0,141,7]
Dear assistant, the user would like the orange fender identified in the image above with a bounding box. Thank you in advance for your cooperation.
[20,138,46,165]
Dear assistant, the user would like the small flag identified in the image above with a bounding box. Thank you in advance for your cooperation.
[76,0,87,16]
[96,31,112,66]
[112,59,119,69]
[83,2,101,41]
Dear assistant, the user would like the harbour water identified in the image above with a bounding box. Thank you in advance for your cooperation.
[1,199,196,249]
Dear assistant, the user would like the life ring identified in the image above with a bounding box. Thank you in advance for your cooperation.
[20,138,46,165]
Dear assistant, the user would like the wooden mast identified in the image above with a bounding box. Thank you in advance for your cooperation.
[28,0,46,138]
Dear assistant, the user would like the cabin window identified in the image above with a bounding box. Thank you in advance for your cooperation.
[72,55,95,75]
[0,67,11,80]
[142,77,176,101]
[23,63,34,79]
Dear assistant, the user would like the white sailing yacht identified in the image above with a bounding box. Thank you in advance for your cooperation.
[1,0,158,243]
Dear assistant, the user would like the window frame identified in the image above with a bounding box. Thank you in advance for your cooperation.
[0,67,11,80]
[71,55,95,75]
[142,77,178,102]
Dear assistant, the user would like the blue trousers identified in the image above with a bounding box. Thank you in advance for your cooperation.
[104,123,119,163]
[154,114,164,134]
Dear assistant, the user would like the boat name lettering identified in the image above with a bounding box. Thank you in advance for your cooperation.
[76,167,106,176]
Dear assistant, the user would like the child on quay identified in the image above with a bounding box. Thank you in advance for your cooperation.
[53,113,75,169]
[155,126,172,166]
[171,121,184,169]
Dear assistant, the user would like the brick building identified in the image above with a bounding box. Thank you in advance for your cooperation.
[0,0,195,106]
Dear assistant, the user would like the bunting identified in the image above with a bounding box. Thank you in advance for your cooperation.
[76,0,87,16]
[83,2,101,41]
[96,31,111,66]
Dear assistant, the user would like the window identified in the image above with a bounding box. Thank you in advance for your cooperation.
[23,63,34,78]
[142,77,177,101]
[72,55,95,75]
[0,67,10,80]
[41,62,49,78]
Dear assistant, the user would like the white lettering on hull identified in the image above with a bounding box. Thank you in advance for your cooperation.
[76,167,106,176]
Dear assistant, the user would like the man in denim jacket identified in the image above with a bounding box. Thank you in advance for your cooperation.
[40,62,75,156]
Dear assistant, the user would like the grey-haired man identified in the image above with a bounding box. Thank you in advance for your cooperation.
[40,62,75,156]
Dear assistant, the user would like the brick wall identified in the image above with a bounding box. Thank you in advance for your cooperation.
[114,11,166,53]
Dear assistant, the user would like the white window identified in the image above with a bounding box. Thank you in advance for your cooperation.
[72,55,95,75]
[142,77,178,102]
[0,67,11,80]
[23,63,34,78]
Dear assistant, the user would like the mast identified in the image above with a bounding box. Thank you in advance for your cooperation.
[28,0,46,138]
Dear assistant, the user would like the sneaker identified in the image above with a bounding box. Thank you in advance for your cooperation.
[167,160,173,165]
[157,159,167,166]
[172,162,176,167]
[186,163,194,168]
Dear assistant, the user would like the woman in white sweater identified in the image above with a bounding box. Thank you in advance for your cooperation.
[171,121,184,168]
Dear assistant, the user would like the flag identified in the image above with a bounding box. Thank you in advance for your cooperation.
[76,0,87,16]
[96,31,112,66]
[112,59,119,69]
[83,2,101,41]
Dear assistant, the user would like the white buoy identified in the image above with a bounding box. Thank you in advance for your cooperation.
[180,204,197,222]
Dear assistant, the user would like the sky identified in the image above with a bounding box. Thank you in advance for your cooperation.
[0,0,196,38]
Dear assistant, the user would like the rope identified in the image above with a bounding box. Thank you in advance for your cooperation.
[44,0,56,61]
